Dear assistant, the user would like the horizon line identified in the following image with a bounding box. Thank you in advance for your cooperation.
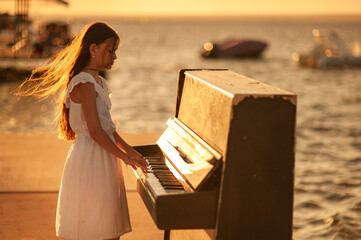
[35,13,361,23]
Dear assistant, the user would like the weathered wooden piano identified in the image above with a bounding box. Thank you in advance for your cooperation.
[127,69,297,240]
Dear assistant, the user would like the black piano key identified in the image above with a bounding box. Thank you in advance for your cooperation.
[154,174,174,177]
[156,175,178,180]
[163,185,184,190]
[146,157,163,160]
[161,183,183,188]
[155,174,176,178]
[155,176,175,179]
[155,174,178,178]
[154,172,174,175]
[150,165,169,170]
[146,159,164,163]
[159,179,179,183]
[146,158,163,161]
[152,168,171,171]
[146,161,163,165]
[147,162,165,166]
[144,156,162,159]
[155,174,177,178]
[150,163,167,167]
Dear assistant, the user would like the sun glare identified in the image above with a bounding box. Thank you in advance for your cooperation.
[1,0,361,17]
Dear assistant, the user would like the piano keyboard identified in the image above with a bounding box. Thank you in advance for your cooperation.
[145,156,185,191]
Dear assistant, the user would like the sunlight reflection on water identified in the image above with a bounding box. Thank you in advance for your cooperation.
[1,19,360,239]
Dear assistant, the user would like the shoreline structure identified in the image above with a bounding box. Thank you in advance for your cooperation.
[32,14,361,23]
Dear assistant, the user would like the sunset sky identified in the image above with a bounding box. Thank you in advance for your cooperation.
[1,0,361,17]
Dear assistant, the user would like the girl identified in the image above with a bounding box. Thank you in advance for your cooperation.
[15,22,148,240]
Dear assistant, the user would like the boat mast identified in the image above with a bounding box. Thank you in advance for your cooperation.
[13,0,30,56]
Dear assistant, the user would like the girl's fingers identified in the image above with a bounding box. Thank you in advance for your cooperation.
[128,156,148,172]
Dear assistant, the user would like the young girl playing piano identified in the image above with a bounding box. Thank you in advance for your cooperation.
[15,22,148,240]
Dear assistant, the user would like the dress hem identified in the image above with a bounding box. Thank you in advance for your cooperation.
[56,228,132,240]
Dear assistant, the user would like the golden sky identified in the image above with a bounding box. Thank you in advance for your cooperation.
[1,0,361,17]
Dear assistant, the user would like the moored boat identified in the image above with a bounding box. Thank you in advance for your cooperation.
[292,29,361,68]
[201,38,268,58]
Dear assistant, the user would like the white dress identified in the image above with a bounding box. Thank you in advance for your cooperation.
[56,72,131,240]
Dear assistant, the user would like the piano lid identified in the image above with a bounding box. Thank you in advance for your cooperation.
[157,118,221,190]
[175,69,296,155]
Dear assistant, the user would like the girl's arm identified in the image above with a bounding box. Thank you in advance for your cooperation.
[72,82,147,171]
[113,131,143,158]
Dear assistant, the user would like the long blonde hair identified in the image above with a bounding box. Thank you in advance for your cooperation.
[14,22,119,141]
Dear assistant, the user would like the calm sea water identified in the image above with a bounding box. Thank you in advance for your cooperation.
[1,18,360,239]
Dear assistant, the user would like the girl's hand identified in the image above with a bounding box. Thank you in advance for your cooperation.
[125,155,148,173]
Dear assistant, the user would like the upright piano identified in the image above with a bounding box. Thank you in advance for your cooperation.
[127,69,297,240]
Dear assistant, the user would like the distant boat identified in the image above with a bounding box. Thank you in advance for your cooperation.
[31,21,71,58]
[201,38,268,58]
[292,29,361,68]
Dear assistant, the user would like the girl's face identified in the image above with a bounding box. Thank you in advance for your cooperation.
[92,38,119,70]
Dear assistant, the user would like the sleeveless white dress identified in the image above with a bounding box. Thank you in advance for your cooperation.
[56,72,132,240]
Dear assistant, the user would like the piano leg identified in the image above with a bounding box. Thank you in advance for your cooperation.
[164,230,170,240]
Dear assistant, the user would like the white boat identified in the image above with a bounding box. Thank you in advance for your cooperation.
[292,29,361,68]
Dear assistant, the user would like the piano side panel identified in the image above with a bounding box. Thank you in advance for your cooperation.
[215,96,296,240]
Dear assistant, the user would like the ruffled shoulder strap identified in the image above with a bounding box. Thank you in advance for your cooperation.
[64,72,111,109]
[100,76,112,95]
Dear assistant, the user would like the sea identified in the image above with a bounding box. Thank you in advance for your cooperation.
[0,16,360,239]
